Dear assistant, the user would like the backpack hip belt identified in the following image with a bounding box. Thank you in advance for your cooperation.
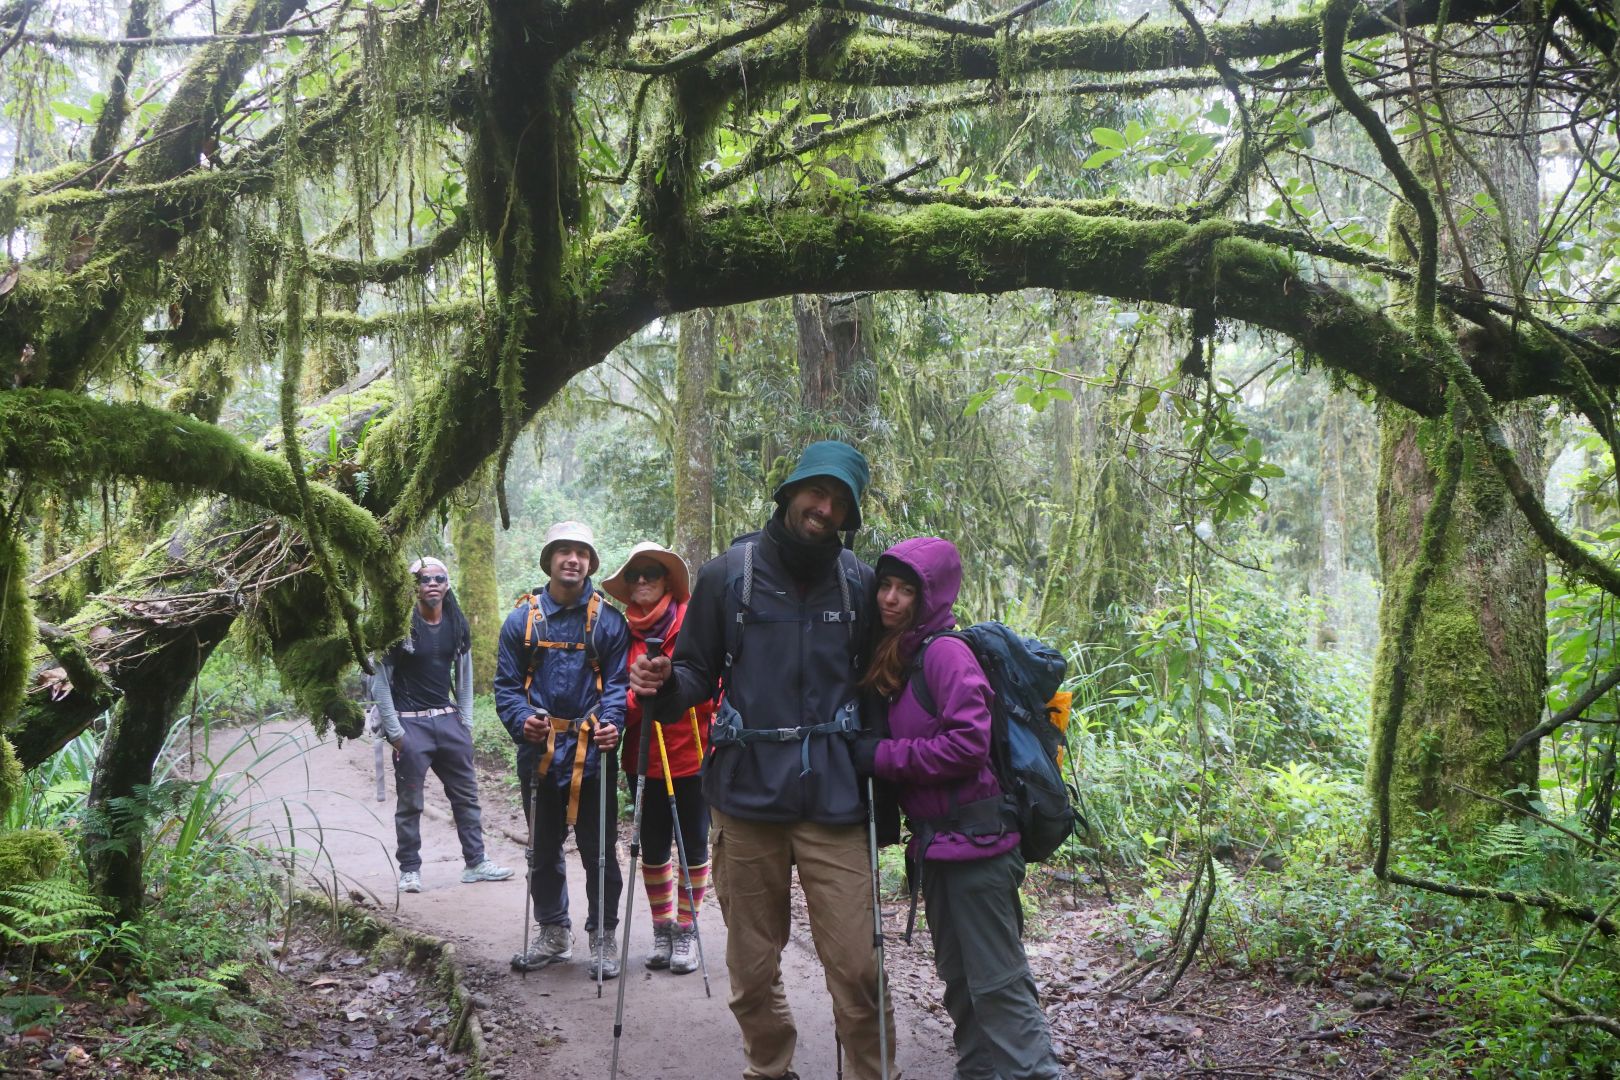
[534,714,600,826]
[710,699,861,778]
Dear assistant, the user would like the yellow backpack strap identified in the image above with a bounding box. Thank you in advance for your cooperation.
[565,719,592,825]
[583,593,604,694]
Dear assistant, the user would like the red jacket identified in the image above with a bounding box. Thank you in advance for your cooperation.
[620,600,714,780]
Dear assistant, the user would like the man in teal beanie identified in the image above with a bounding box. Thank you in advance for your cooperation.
[631,439,896,1079]
[772,439,870,532]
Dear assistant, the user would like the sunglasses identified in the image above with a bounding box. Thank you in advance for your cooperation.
[623,565,667,584]
[416,574,448,584]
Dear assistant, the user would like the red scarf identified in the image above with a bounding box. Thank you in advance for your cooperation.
[626,593,676,639]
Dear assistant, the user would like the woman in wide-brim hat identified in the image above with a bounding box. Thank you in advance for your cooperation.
[602,542,713,975]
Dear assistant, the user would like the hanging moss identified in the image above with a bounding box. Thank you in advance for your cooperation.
[449,471,499,687]
[275,632,367,738]
[0,829,68,887]
[0,523,34,729]
[0,735,23,818]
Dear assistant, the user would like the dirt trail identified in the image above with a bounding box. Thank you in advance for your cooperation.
[209,720,958,1080]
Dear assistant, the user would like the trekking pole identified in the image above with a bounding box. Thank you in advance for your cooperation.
[610,636,662,1080]
[517,737,544,981]
[654,715,710,997]
[596,719,610,999]
[866,775,890,1080]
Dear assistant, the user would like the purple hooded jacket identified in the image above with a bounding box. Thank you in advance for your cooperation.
[871,537,1019,863]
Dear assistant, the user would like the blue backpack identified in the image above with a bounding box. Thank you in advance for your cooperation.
[909,622,1079,862]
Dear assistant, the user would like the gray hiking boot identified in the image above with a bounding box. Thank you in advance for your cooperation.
[461,858,514,883]
[511,922,571,971]
[645,922,674,970]
[670,925,699,975]
[398,870,422,893]
[587,929,620,980]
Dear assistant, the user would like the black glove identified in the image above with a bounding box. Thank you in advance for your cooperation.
[850,735,882,777]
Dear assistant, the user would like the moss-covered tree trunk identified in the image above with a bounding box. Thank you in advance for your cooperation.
[673,308,716,570]
[451,470,499,688]
[1370,22,1546,836]
[1372,410,1544,832]
[85,622,229,922]
[794,293,876,436]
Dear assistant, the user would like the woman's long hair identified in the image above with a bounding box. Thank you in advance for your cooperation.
[860,600,916,699]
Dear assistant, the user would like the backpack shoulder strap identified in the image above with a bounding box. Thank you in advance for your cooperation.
[583,591,604,694]
[724,541,755,673]
[907,629,965,716]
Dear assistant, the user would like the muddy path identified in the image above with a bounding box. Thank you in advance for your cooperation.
[208,720,958,1079]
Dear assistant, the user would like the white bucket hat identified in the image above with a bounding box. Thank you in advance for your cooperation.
[602,542,691,605]
[540,520,600,576]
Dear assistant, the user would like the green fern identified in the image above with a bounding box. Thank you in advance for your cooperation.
[0,878,109,948]
[1478,821,1532,863]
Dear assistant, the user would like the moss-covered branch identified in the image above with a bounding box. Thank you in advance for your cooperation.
[0,389,399,610]
[589,202,1613,417]
[701,0,1516,91]
[141,300,481,349]
[1322,0,1438,329]
[306,220,468,285]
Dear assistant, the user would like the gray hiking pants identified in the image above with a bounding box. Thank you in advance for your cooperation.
[393,710,486,873]
[922,849,1063,1080]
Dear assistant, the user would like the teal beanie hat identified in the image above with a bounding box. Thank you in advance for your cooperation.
[772,440,870,531]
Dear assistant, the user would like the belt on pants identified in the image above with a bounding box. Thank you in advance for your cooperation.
[399,706,456,719]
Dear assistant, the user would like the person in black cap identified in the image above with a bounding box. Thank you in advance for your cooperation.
[630,440,896,1080]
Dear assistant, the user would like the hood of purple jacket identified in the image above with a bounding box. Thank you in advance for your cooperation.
[873,537,1019,863]
[877,536,962,661]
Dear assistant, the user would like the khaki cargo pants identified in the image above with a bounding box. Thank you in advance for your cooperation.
[712,810,897,1080]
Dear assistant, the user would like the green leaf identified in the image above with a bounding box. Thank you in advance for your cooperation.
[1205,103,1230,126]
[1091,126,1127,150]
[50,101,95,123]
[1082,148,1122,169]
[963,388,996,416]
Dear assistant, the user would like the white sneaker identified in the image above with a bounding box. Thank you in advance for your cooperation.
[461,858,514,883]
[398,871,422,893]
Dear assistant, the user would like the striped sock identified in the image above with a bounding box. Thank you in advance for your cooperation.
[642,860,676,927]
[678,861,710,929]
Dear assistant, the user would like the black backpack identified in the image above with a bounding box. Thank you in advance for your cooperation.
[909,622,1080,862]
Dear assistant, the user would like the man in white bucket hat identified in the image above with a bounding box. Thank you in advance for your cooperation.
[495,521,630,979]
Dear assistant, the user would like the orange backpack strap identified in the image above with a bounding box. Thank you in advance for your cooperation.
[516,591,606,822]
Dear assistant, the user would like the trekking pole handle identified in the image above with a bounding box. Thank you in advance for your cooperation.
[638,637,665,705]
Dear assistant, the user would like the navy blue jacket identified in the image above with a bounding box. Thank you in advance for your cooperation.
[493,580,630,783]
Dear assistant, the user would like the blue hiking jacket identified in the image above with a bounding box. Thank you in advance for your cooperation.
[493,580,630,783]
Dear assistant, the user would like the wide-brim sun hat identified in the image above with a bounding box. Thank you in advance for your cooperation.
[771,439,870,531]
[540,520,600,576]
[602,542,691,605]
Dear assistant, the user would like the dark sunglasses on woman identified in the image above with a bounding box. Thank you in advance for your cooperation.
[416,574,448,584]
[624,564,667,583]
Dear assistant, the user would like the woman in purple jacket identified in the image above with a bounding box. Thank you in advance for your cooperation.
[851,536,1062,1080]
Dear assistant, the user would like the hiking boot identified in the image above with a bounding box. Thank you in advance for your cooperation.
[511,923,571,971]
[398,870,422,893]
[645,922,674,970]
[670,926,699,974]
[461,858,514,883]
[587,929,620,980]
